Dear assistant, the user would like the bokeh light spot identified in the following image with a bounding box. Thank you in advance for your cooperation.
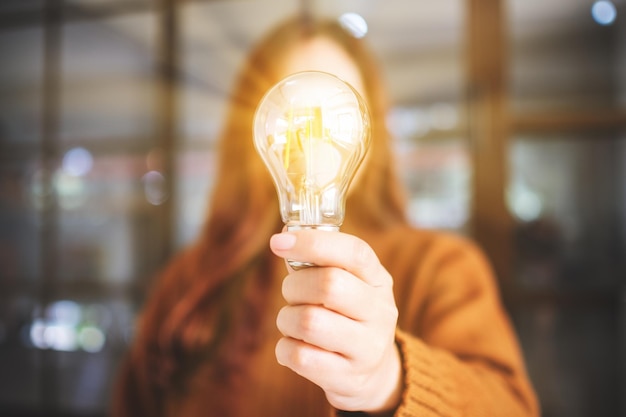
[142,170,168,205]
[591,1,617,26]
[63,147,93,177]
[78,326,106,353]
[339,13,368,38]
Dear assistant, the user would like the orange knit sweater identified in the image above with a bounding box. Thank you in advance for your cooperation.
[113,226,539,417]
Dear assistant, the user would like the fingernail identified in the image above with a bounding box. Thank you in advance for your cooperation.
[270,233,296,250]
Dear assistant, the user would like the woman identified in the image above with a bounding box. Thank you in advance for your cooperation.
[112,15,539,417]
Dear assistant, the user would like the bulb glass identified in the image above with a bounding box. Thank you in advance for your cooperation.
[253,71,371,231]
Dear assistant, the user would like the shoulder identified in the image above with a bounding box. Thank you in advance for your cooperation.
[374,225,499,307]
[374,225,489,273]
[403,227,496,287]
[381,227,503,335]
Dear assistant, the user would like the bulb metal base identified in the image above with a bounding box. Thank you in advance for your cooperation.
[285,224,339,270]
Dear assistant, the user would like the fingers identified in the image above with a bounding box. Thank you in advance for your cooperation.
[275,337,352,397]
[275,335,402,412]
[276,267,398,363]
[269,230,391,287]
[276,304,364,357]
[280,266,377,321]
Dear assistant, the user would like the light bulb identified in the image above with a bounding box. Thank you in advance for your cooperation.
[253,71,371,268]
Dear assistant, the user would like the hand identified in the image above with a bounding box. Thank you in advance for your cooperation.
[269,229,403,414]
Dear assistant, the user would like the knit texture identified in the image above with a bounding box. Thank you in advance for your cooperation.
[113,226,540,417]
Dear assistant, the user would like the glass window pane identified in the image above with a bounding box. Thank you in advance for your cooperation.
[0,27,43,145]
[0,156,41,283]
[0,295,136,413]
[45,296,134,413]
[507,134,626,289]
[60,13,158,142]
[174,149,215,249]
[513,302,620,417]
[0,0,42,13]
[0,292,40,409]
[508,0,626,112]
[392,123,470,232]
[377,2,468,233]
[179,0,309,148]
[55,150,168,284]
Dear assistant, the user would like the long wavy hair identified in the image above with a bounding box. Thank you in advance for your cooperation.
[113,15,407,417]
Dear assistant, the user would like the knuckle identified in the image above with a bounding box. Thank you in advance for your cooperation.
[277,338,315,372]
[376,301,399,332]
[351,239,369,265]
[351,238,374,269]
[299,306,323,336]
[370,335,387,358]
[387,303,399,322]
[375,268,394,288]
[291,343,314,370]
[318,268,343,302]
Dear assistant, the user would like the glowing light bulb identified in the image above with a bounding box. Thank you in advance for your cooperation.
[253,71,371,268]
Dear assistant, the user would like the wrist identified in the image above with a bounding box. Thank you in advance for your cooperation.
[366,341,404,415]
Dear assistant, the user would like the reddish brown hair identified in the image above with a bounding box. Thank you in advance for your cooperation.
[112,16,407,417]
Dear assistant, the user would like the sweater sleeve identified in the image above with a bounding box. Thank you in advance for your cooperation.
[390,236,539,417]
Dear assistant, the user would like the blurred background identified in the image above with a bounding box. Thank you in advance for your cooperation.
[0,0,625,416]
